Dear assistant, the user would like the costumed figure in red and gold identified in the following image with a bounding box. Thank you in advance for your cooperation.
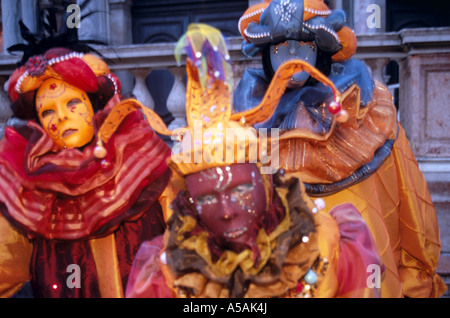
[0,11,175,297]
[125,24,385,298]
[234,0,446,297]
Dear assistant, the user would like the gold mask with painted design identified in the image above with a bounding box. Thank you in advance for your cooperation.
[36,78,95,149]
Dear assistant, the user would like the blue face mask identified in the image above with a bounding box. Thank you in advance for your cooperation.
[269,40,317,88]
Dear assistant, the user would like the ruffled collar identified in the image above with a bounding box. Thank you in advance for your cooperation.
[163,175,321,298]
[233,59,398,187]
[234,59,375,132]
[0,100,171,239]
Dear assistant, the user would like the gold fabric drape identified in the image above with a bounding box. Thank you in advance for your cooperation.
[321,126,447,297]
[0,214,32,298]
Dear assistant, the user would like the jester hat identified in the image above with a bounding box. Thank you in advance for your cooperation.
[239,0,356,62]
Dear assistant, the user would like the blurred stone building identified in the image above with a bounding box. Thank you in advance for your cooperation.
[0,0,449,296]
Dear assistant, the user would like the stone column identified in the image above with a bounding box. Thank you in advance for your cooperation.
[398,53,450,158]
[333,0,343,10]
[130,68,154,110]
[108,0,134,95]
[248,0,263,6]
[364,57,390,84]
[20,0,38,32]
[0,77,13,139]
[109,0,132,46]
[78,0,110,44]
[1,0,38,53]
[0,0,38,137]
[166,66,187,131]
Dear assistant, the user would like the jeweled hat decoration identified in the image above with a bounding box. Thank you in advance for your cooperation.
[9,47,119,103]
[238,0,351,120]
[238,0,357,62]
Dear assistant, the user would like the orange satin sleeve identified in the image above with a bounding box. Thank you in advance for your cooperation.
[321,125,446,298]
[0,214,33,298]
[322,174,403,298]
[391,126,447,298]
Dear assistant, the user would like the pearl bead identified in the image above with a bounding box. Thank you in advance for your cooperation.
[304,269,318,285]
[94,144,107,159]
[314,198,326,210]
[336,109,349,123]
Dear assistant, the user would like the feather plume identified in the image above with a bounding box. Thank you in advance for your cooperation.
[174,23,233,93]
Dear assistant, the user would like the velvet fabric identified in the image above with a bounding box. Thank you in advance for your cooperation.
[29,199,167,298]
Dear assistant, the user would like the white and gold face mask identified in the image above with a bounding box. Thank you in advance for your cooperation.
[36,78,95,149]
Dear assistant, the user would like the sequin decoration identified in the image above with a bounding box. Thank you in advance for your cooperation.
[25,55,49,77]
[274,0,298,23]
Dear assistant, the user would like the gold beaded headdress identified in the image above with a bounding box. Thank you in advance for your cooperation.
[95,23,342,175]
